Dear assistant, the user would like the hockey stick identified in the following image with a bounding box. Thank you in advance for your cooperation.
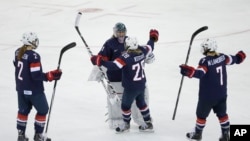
[74,12,120,104]
[44,42,76,140]
[172,26,208,120]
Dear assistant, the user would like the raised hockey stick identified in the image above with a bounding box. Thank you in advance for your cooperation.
[172,26,208,120]
[44,42,76,140]
[74,12,120,104]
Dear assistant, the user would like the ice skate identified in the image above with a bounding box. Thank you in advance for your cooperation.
[139,120,154,132]
[186,132,202,141]
[115,122,130,133]
[219,132,230,141]
[34,133,51,141]
[17,130,29,141]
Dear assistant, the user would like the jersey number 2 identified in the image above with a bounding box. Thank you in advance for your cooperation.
[17,61,23,80]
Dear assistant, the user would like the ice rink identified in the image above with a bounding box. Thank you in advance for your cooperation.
[0,0,249,140]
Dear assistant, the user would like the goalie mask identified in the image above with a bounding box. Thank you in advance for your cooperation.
[125,36,138,50]
[21,32,39,49]
[113,22,127,43]
[201,38,217,55]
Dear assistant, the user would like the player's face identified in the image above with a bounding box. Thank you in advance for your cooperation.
[116,31,125,38]
[116,31,126,43]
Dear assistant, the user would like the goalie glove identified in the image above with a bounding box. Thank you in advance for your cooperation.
[145,52,155,64]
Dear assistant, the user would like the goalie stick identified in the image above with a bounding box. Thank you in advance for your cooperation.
[74,12,120,104]
[44,42,76,140]
[172,26,208,120]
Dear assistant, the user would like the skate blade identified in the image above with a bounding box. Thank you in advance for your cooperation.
[139,129,154,133]
[115,129,129,134]
[186,138,201,141]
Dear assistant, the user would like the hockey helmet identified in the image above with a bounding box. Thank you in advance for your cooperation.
[201,38,217,55]
[125,36,138,50]
[113,22,127,43]
[21,32,39,49]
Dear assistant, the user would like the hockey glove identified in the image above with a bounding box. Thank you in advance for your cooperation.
[90,55,103,66]
[179,64,195,78]
[46,69,62,81]
[149,29,159,42]
[235,50,246,64]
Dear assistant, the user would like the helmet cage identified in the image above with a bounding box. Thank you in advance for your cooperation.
[113,22,127,38]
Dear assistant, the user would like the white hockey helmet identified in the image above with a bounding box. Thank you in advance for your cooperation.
[200,38,217,55]
[125,36,138,50]
[21,32,39,49]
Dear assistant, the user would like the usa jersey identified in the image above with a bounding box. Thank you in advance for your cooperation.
[14,48,47,95]
[98,36,127,82]
[98,36,155,82]
[193,53,240,100]
[102,45,152,90]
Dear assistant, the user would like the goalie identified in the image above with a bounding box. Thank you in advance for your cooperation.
[88,22,159,128]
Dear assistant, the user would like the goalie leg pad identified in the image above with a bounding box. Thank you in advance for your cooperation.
[107,82,124,129]
[88,66,107,82]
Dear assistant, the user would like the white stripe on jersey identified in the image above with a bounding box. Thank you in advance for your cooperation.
[197,67,206,74]
[226,55,233,65]
[114,60,123,68]
[30,66,41,72]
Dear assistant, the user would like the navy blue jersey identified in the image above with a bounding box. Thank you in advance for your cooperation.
[14,48,47,95]
[98,36,155,82]
[98,36,127,82]
[193,53,240,100]
[102,45,152,90]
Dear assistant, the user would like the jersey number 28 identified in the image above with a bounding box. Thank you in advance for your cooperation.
[132,60,145,81]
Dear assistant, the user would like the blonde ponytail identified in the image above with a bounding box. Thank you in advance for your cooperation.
[17,45,28,61]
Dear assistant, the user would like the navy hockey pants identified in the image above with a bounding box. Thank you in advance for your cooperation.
[196,96,227,119]
[121,89,146,111]
[17,91,49,115]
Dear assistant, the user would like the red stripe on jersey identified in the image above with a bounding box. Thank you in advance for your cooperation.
[115,58,126,66]
[225,55,233,65]
[145,45,152,53]
[198,65,208,73]
[30,62,41,68]
[102,56,109,61]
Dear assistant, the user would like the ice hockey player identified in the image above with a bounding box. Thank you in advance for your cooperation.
[179,38,246,141]
[88,22,158,128]
[90,36,156,133]
[14,32,62,141]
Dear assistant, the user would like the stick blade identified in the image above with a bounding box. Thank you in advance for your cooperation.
[191,26,208,39]
[58,42,76,67]
[61,42,76,54]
